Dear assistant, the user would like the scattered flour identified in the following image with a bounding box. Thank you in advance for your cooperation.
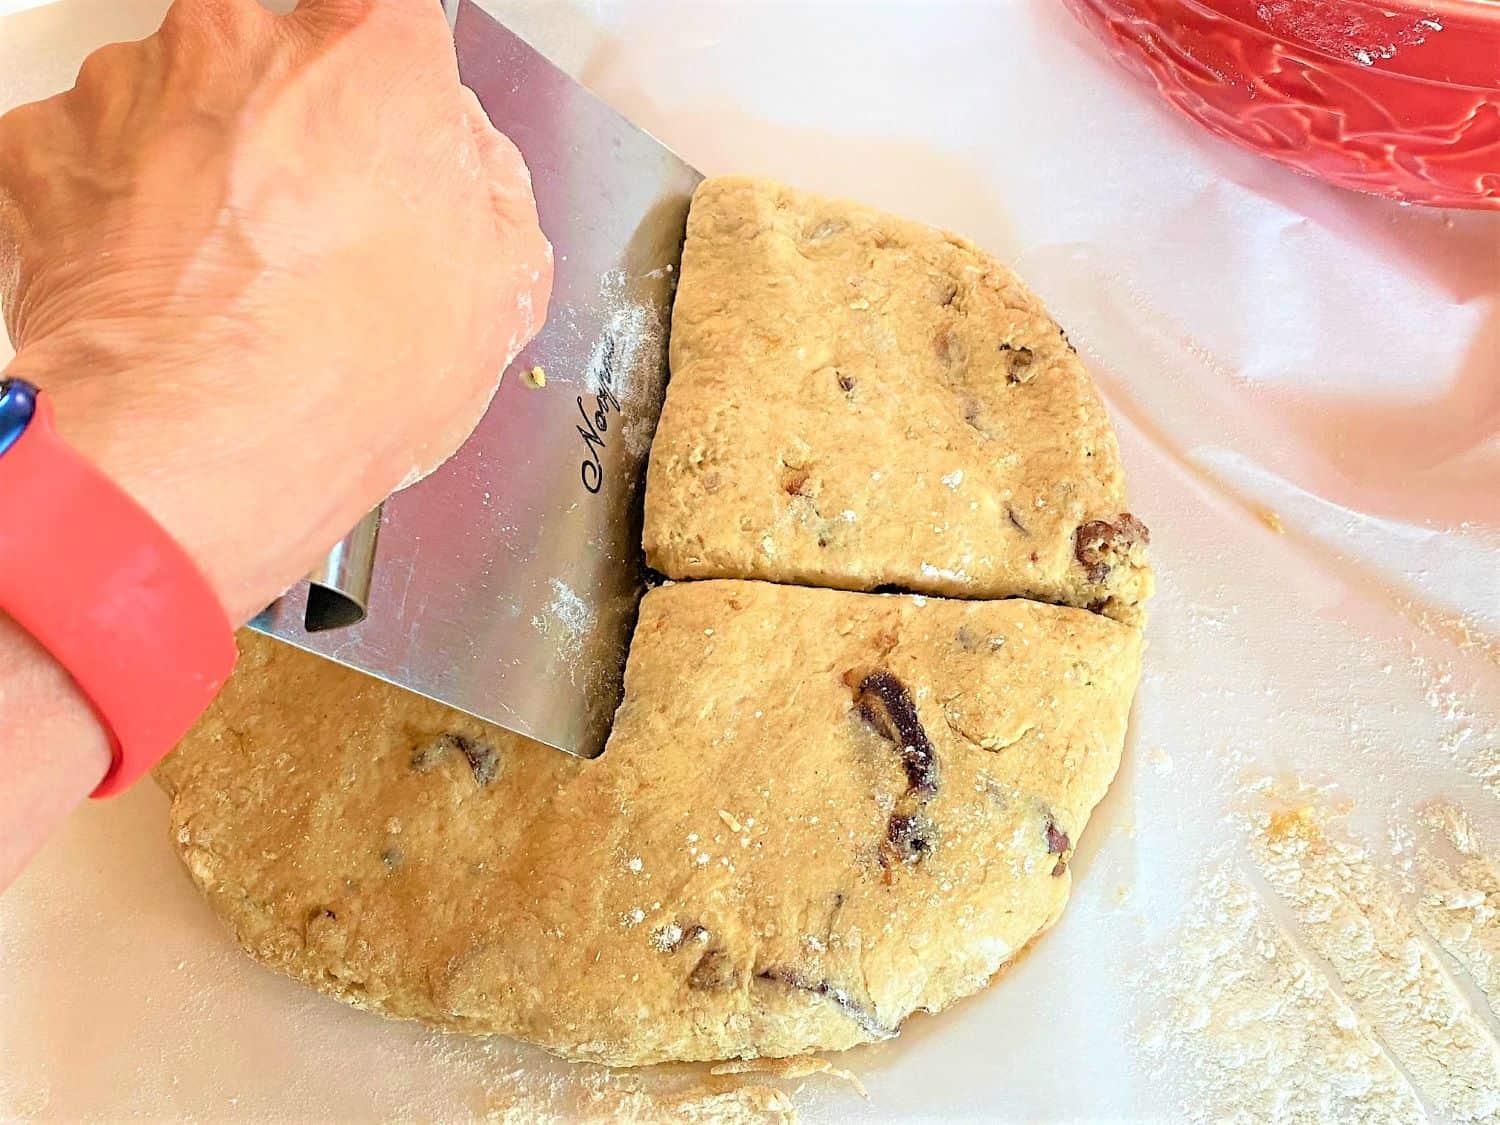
[411,1032,861,1123]
[1138,782,1500,1123]
[1390,599,1500,798]
[1248,797,1500,1122]
[918,562,971,584]
[650,922,685,953]
[711,1056,867,1097]
[1409,800,1500,1015]
[1137,862,1423,1123]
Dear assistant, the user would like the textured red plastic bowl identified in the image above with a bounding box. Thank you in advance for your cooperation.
[1065,0,1500,208]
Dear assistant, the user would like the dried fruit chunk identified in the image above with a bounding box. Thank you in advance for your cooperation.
[689,949,739,991]
[849,670,943,868]
[1074,514,1150,584]
[1000,342,1036,383]
[756,966,892,1039]
[887,812,935,862]
[852,671,939,795]
[1045,816,1073,877]
[410,732,499,786]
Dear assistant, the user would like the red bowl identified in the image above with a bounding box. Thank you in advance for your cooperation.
[1064,0,1500,208]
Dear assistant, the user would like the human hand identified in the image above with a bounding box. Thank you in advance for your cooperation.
[0,0,552,623]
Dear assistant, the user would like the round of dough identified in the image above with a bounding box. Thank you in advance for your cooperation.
[159,580,1140,1066]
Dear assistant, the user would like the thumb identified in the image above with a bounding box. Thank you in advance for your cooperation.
[458,86,538,218]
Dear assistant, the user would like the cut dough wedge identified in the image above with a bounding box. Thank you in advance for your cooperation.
[159,581,1141,1065]
[645,176,1151,623]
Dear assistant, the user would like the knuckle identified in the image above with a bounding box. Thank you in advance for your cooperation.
[294,0,447,47]
[0,98,57,182]
[161,0,267,46]
[292,0,375,30]
[73,39,141,91]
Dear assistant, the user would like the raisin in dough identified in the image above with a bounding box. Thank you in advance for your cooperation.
[159,581,1141,1065]
[644,177,1151,623]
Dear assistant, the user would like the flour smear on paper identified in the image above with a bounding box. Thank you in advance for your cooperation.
[1137,784,1500,1123]
[409,1031,876,1123]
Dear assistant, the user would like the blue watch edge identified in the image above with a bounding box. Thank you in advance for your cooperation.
[0,377,38,458]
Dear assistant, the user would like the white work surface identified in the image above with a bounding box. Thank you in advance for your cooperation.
[2,2,1497,1121]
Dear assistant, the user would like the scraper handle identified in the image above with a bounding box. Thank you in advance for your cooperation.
[304,505,382,632]
[300,0,462,635]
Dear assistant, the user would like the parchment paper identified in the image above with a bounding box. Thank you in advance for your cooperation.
[2,1,1496,1120]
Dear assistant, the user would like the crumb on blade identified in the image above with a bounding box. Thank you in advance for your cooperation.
[1258,507,1284,534]
[524,365,547,388]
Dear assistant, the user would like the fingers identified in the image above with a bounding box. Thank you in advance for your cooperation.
[0,192,27,344]
[287,0,457,75]
[458,85,499,156]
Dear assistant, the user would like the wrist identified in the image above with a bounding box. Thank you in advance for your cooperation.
[0,365,238,801]
[0,609,111,889]
[5,340,267,623]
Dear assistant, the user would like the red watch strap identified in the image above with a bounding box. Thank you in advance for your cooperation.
[0,390,237,797]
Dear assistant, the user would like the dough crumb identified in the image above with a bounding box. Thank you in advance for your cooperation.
[1258,506,1284,534]
[524,365,547,388]
[711,1055,868,1097]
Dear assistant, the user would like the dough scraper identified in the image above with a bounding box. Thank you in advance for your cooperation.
[251,0,702,759]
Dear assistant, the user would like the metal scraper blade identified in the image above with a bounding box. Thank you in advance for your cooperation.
[251,0,702,758]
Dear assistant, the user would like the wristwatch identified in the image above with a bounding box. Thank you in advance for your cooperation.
[0,376,237,797]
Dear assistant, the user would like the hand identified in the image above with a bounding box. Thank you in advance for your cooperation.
[0,0,552,623]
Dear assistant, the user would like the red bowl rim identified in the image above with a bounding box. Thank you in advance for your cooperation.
[1172,0,1500,87]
